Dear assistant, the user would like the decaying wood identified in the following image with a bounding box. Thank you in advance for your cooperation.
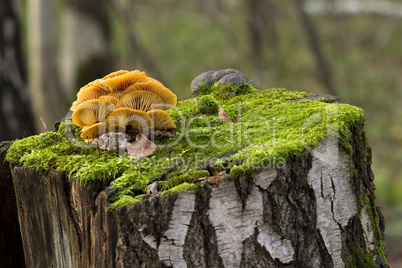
[9,132,387,267]
[0,141,25,267]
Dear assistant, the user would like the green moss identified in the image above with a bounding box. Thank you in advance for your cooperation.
[5,86,366,212]
[195,81,258,98]
[161,183,198,201]
[346,239,377,268]
[197,95,220,115]
[164,170,209,190]
[109,194,146,210]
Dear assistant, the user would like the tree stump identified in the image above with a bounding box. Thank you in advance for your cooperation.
[8,131,388,267]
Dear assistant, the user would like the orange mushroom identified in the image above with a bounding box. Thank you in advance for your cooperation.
[105,107,153,132]
[98,95,119,106]
[98,71,149,92]
[80,122,107,143]
[147,109,176,130]
[108,124,126,133]
[116,90,165,112]
[71,86,109,111]
[72,99,115,127]
[101,70,130,80]
[123,80,177,109]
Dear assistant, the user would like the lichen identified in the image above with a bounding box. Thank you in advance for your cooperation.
[6,86,365,211]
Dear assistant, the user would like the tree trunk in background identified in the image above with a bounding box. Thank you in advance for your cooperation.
[247,0,262,61]
[113,1,167,86]
[0,0,36,140]
[27,0,60,132]
[296,0,338,96]
[59,0,113,105]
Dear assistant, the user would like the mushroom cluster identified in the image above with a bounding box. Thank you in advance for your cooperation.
[71,70,177,143]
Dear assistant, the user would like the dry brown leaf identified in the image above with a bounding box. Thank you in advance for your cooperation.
[193,177,207,184]
[125,133,156,160]
[219,106,232,123]
[219,107,241,124]
[207,171,226,184]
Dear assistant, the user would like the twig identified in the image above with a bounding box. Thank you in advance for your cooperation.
[40,117,48,132]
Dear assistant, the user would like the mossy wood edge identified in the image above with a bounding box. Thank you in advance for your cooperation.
[5,84,388,267]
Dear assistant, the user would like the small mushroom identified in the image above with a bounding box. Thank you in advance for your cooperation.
[72,99,115,127]
[123,80,177,109]
[105,107,153,133]
[108,123,126,133]
[147,109,176,130]
[98,71,149,92]
[116,90,165,112]
[80,122,107,143]
[101,70,129,80]
[70,86,109,111]
[98,95,119,106]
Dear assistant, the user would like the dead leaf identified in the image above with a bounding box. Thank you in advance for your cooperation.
[125,133,157,160]
[219,107,241,124]
[193,177,207,184]
[207,171,226,184]
[219,106,232,123]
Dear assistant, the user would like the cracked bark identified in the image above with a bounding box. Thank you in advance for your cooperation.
[6,132,387,267]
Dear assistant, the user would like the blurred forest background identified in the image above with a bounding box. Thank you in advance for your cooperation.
[1,0,401,263]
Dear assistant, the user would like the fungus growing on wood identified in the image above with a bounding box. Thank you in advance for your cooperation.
[116,90,165,112]
[80,122,107,143]
[98,71,149,92]
[108,124,126,133]
[98,95,119,107]
[123,80,177,109]
[70,69,177,144]
[101,70,129,80]
[147,109,176,130]
[105,107,152,132]
[71,86,109,111]
[72,99,115,127]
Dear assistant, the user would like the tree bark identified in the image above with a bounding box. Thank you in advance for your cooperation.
[8,129,388,267]
[59,0,113,100]
[0,0,36,140]
[0,141,25,267]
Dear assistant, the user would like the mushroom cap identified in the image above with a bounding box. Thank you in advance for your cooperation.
[108,124,126,133]
[116,90,165,112]
[72,99,115,127]
[98,95,119,106]
[147,109,176,130]
[107,91,126,100]
[98,71,149,92]
[71,86,109,111]
[80,122,107,143]
[101,70,130,80]
[123,80,177,109]
[105,107,152,132]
